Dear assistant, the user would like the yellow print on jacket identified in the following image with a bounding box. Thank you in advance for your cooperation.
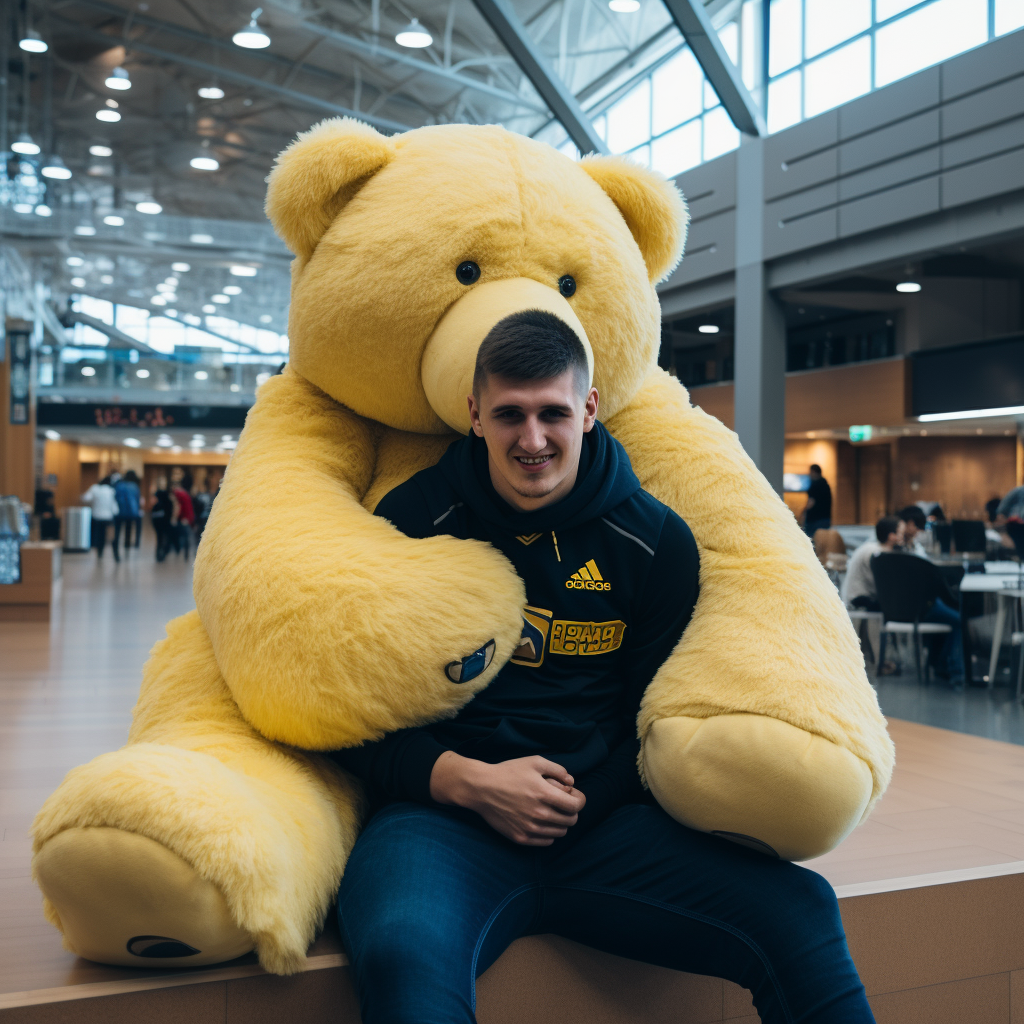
[550,619,627,656]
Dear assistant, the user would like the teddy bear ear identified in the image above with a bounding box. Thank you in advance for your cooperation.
[579,155,689,284]
[265,117,396,261]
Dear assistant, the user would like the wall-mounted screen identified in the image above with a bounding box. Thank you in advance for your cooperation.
[783,473,811,493]
[911,335,1024,416]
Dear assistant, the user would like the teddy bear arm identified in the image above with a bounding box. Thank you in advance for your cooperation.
[605,369,894,860]
[193,371,526,751]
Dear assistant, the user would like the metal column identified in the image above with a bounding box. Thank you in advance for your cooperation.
[733,135,786,494]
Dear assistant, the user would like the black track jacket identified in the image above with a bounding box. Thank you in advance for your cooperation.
[333,422,700,832]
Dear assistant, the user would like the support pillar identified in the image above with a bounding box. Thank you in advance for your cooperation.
[733,135,787,495]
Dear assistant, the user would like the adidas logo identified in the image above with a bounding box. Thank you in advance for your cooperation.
[566,559,611,591]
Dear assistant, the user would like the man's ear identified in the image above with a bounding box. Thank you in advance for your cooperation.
[265,117,396,261]
[580,155,689,284]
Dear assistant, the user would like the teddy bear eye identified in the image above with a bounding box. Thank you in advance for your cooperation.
[558,275,576,298]
[456,261,481,285]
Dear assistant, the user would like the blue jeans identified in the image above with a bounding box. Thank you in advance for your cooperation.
[337,802,873,1024]
[925,598,963,679]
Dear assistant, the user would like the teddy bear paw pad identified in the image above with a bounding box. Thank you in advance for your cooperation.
[33,826,253,967]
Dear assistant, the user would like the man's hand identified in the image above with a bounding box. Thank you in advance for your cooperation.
[430,751,586,846]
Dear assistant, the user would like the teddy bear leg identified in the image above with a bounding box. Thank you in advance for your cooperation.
[642,714,873,862]
[32,611,361,974]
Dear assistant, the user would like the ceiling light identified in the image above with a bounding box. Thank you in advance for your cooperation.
[103,214,125,226]
[202,303,216,313]
[259,314,272,323]
[70,277,86,288]
[918,404,1024,422]
[219,439,237,449]
[896,281,921,293]
[81,366,96,376]
[195,371,209,381]
[105,99,119,108]
[151,295,168,305]
[74,225,96,235]
[136,368,150,378]
[156,283,175,293]
[171,446,182,453]
[165,276,179,285]
[89,144,113,157]
[256,372,271,386]
[198,85,225,99]
[44,429,61,441]
[66,256,85,267]
[41,155,72,179]
[212,294,230,303]
[96,109,121,122]
[157,436,173,446]
[105,66,132,90]
[190,155,219,171]
[136,201,162,214]
[123,437,141,447]
[19,29,48,53]
[35,204,52,217]
[223,285,242,295]
[189,439,204,448]
[395,18,432,47]
[608,0,641,11]
[233,9,271,48]
[100,274,113,284]
[229,265,257,277]
[165,310,178,317]
[191,233,213,244]
[11,132,40,155]
[172,262,190,272]
[230,383,240,392]
[698,324,719,334]
[221,434,233,441]
[13,203,33,213]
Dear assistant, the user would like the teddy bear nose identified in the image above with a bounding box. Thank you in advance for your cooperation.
[421,277,593,434]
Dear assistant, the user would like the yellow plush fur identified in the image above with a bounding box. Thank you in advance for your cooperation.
[32,118,893,974]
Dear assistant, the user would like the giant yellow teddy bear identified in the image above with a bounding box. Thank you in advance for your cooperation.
[31,119,894,975]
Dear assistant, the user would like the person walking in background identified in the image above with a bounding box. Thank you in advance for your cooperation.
[172,473,195,560]
[112,471,142,561]
[151,478,175,562]
[81,475,118,558]
[802,464,832,537]
[193,477,214,541]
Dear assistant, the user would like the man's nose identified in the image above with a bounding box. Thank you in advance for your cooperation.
[518,418,547,454]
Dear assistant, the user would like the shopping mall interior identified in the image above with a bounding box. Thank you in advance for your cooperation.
[2,1,1024,1021]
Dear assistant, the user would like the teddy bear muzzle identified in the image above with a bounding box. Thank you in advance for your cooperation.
[421,277,595,434]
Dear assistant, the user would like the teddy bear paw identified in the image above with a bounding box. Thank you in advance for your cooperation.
[642,713,874,862]
[33,827,253,967]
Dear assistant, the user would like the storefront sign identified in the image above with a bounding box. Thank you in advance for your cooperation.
[36,401,250,429]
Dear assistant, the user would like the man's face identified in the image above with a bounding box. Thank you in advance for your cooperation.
[888,521,906,547]
[903,519,920,542]
[467,368,599,512]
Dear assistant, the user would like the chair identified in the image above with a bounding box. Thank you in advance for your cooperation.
[933,522,952,554]
[871,553,952,683]
[1006,520,1024,562]
[813,528,847,568]
[952,519,987,555]
[848,608,883,666]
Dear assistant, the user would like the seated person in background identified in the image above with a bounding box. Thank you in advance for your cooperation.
[897,506,929,557]
[843,515,903,611]
[995,486,1024,559]
[802,463,832,537]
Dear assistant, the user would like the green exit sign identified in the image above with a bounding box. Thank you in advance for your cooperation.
[849,425,873,442]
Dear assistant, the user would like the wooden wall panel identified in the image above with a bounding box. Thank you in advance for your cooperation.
[0,337,35,504]
[688,358,908,435]
[890,436,1017,520]
[42,440,81,512]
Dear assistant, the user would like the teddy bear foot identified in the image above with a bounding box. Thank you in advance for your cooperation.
[33,826,253,968]
[643,714,874,862]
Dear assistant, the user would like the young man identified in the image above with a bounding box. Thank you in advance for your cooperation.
[843,516,904,611]
[333,311,873,1024]
[802,464,832,537]
[897,506,928,557]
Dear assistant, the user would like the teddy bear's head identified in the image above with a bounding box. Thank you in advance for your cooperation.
[266,118,687,434]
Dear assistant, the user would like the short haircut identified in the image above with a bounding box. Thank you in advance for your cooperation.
[875,515,901,544]
[473,309,589,398]
[809,464,822,474]
[898,505,926,530]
